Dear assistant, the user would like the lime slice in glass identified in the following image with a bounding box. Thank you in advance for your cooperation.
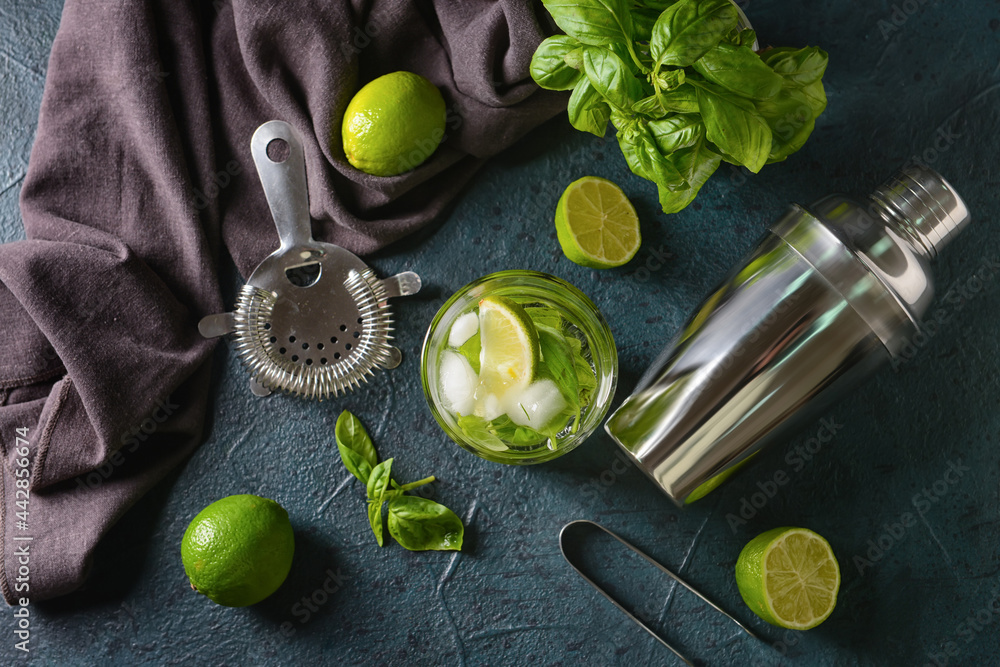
[477,296,539,395]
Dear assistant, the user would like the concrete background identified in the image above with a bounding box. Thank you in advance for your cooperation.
[1,1,999,665]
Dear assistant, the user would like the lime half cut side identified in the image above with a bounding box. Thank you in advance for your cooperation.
[555,176,641,269]
[735,527,841,630]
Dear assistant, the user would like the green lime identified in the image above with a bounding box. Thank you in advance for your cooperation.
[555,176,641,269]
[735,527,840,630]
[341,71,446,177]
[478,296,539,395]
[181,494,295,607]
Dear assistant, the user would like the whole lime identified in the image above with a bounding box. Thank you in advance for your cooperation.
[341,71,447,177]
[181,494,295,607]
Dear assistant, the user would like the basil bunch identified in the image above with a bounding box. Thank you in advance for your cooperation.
[335,411,464,551]
[531,0,828,213]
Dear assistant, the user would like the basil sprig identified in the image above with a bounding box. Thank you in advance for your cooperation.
[531,0,828,213]
[334,411,464,552]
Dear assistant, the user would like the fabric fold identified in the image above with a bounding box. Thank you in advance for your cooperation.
[0,0,563,603]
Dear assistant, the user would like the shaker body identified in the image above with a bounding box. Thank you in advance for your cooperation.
[606,162,971,506]
[606,211,894,504]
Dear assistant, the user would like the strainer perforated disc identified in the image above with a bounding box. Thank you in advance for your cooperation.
[198,120,421,400]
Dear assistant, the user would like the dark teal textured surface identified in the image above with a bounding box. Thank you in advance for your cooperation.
[2,2,1000,665]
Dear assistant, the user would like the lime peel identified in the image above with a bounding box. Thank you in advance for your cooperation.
[181,494,295,607]
[341,71,446,177]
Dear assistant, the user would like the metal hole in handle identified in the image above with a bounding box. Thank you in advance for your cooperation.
[266,138,290,163]
[558,520,762,666]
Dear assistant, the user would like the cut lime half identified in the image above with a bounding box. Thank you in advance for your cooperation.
[735,527,840,630]
[555,176,641,269]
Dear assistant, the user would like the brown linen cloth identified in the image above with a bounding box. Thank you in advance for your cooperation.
[0,0,562,603]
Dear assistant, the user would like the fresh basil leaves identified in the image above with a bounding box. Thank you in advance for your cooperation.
[387,497,465,552]
[530,36,585,91]
[650,0,738,69]
[532,0,829,214]
[366,459,394,547]
[334,411,464,552]
[335,411,378,483]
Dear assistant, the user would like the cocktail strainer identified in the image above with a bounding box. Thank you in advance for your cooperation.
[199,120,421,400]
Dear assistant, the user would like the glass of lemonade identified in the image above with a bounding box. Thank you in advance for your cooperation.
[421,270,617,464]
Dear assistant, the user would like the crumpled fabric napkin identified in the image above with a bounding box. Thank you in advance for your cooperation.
[0,0,562,602]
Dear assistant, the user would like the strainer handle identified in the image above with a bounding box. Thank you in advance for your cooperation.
[251,120,313,250]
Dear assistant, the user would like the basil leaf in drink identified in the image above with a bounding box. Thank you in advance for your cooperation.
[692,43,783,100]
[387,496,465,552]
[575,358,597,407]
[457,331,481,374]
[514,426,550,446]
[366,458,394,547]
[560,334,597,408]
[524,305,563,331]
[537,325,581,417]
[456,414,508,452]
[568,78,612,137]
[583,46,642,110]
[335,410,378,484]
[541,0,634,47]
[485,414,549,446]
[648,114,704,153]
[694,81,771,173]
[530,35,585,91]
[650,0,738,69]
[761,46,829,87]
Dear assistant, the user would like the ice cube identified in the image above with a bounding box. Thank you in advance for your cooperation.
[505,379,567,430]
[483,394,503,421]
[439,351,477,416]
[448,312,479,348]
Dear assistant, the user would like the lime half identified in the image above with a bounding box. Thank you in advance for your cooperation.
[735,527,840,630]
[555,176,641,269]
[477,296,539,395]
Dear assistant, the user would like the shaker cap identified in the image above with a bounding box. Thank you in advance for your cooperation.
[869,166,971,260]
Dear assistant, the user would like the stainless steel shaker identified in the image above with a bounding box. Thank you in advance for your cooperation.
[605,166,971,506]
